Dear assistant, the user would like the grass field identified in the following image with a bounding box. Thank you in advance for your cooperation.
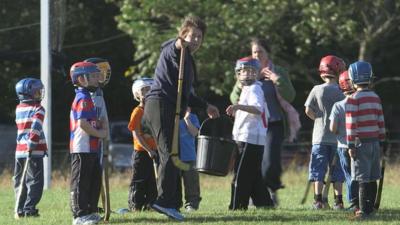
[1,165,400,225]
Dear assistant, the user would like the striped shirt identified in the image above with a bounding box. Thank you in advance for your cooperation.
[345,90,385,148]
[70,88,100,153]
[15,102,47,158]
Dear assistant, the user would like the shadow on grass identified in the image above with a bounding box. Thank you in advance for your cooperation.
[107,208,400,224]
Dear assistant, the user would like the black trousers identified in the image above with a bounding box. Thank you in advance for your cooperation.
[143,98,182,209]
[229,142,272,210]
[70,153,102,218]
[261,121,284,191]
[128,150,157,210]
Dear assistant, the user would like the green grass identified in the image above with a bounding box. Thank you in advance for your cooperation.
[1,166,400,225]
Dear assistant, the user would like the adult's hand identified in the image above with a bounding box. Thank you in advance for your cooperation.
[206,104,220,118]
[261,67,280,82]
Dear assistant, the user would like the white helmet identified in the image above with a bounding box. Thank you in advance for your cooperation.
[131,77,154,101]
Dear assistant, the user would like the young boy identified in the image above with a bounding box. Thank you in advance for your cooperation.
[345,61,386,219]
[329,71,359,210]
[69,62,107,225]
[180,107,201,212]
[84,57,111,212]
[226,57,270,210]
[14,78,46,219]
[128,78,158,211]
[304,55,346,209]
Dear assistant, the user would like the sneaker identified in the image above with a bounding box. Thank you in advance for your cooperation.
[185,205,197,212]
[350,210,368,220]
[72,214,98,225]
[333,202,344,210]
[87,213,102,223]
[270,192,279,207]
[312,201,324,210]
[151,204,184,221]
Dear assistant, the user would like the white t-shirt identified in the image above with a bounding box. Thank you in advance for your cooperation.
[232,81,267,146]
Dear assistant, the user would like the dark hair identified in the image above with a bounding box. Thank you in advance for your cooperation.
[250,37,271,53]
[178,16,207,38]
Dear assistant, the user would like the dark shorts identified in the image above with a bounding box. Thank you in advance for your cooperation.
[351,141,381,182]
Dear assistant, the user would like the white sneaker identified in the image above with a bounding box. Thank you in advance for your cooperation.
[72,214,98,225]
[87,213,102,223]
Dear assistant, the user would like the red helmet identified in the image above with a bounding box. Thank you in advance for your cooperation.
[338,70,354,93]
[319,55,346,77]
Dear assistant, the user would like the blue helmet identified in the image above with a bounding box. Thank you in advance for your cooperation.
[69,61,100,85]
[15,78,44,102]
[235,57,261,74]
[348,61,373,85]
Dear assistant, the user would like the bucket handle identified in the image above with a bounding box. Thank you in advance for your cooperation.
[198,114,233,136]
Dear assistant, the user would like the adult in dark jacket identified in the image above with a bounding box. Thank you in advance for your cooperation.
[144,16,219,221]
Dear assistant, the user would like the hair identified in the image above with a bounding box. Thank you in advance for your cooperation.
[178,16,207,38]
[250,37,271,54]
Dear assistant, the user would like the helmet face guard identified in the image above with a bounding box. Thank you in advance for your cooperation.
[235,57,260,86]
[84,58,112,87]
[132,78,154,101]
[15,78,44,102]
[70,62,101,87]
[338,70,354,93]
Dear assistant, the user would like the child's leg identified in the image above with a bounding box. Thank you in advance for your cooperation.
[145,154,158,209]
[331,146,345,207]
[229,142,253,210]
[182,161,201,209]
[70,153,94,218]
[250,146,273,207]
[13,158,27,216]
[24,158,44,216]
[88,155,102,214]
[308,145,329,205]
[129,151,151,210]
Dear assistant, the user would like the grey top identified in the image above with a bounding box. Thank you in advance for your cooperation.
[305,83,344,144]
[329,98,347,148]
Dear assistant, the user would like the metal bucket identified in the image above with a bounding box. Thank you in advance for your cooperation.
[195,116,236,176]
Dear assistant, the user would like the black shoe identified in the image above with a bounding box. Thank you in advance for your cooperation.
[25,209,40,217]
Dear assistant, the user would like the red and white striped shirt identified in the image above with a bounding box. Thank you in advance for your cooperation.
[345,90,385,148]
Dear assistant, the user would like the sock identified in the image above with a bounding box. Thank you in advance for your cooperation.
[359,183,367,214]
[334,194,343,204]
[314,194,322,202]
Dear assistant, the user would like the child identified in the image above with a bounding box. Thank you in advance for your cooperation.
[84,57,111,211]
[180,107,201,211]
[304,55,346,209]
[69,62,107,225]
[128,78,158,211]
[226,57,270,210]
[345,61,386,219]
[329,71,359,210]
[14,78,46,219]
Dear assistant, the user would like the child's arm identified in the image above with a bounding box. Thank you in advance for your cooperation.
[226,104,262,116]
[183,112,199,137]
[305,106,317,120]
[27,108,45,152]
[132,129,156,158]
[78,119,107,139]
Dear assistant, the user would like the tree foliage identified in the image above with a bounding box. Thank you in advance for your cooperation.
[111,0,400,98]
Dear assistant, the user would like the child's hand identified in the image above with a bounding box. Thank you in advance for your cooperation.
[348,148,356,159]
[147,150,157,159]
[98,129,108,139]
[226,104,238,117]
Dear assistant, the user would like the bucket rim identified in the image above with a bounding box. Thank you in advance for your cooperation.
[197,135,235,144]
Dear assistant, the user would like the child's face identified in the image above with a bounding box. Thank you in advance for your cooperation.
[79,72,101,88]
[237,67,257,86]
[138,86,151,102]
[183,27,203,53]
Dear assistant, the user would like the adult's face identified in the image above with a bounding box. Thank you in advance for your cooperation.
[251,44,269,66]
[184,27,203,53]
